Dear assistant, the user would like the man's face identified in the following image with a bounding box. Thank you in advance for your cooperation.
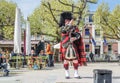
[65,19,71,25]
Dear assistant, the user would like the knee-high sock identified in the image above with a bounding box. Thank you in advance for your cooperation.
[74,69,79,77]
[73,63,79,77]
[73,63,78,70]
[64,63,69,77]
[64,63,69,70]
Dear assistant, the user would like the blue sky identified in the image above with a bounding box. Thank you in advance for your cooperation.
[89,0,120,11]
[9,0,120,19]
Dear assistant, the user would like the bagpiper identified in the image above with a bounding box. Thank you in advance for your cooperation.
[59,12,86,79]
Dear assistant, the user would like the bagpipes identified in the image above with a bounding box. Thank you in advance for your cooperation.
[61,19,75,34]
[61,19,81,60]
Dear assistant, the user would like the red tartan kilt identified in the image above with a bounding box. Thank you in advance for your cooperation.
[78,57,87,66]
[79,57,86,62]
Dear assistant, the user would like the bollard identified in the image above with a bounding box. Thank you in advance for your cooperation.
[93,69,112,83]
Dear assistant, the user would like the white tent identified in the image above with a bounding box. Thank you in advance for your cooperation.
[14,7,21,53]
[54,43,60,49]
[26,20,31,55]
[53,43,60,61]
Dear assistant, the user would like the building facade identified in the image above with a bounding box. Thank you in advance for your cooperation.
[83,12,120,56]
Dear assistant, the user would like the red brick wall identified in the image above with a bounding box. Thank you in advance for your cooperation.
[112,43,118,54]
[103,45,108,53]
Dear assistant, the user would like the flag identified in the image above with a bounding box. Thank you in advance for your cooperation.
[91,37,96,46]
[89,31,96,46]
[14,7,21,53]
[103,37,107,46]
[26,20,31,55]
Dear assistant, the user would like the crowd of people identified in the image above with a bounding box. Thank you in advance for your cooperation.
[26,41,54,70]
[0,41,55,76]
[0,50,10,76]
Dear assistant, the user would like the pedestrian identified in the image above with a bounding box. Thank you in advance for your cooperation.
[59,12,86,79]
[0,51,10,76]
[46,42,54,67]
[89,51,94,62]
[86,52,91,62]
[105,53,110,62]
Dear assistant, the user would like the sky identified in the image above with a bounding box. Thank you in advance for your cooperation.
[8,0,120,19]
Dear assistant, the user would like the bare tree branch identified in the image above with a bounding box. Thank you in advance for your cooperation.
[42,2,59,25]
[76,0,87,26]
[104,33,118,39]
[102,17,118,37]
[40,32,58,38]
[58,0,80,9]
[99,16,120,40]
[46,18,58,27]
[50,8,80,14]
[86,0,97,3]
[47,2,59,25]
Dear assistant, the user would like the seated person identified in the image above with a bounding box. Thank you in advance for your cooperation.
[0,57,9,76]
[30,49,37,56]
[39,50,48,69]
[27,58,33,69]
[39,50,47,61]
[39,50,46,56]
[33,61,39,70]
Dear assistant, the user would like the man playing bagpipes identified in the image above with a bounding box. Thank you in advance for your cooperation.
[59,12,86,79]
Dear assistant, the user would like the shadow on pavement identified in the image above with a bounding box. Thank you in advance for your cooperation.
[82,76,93,79]
[113,76,120,79]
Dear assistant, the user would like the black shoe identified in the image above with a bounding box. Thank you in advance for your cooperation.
[74,76,81,79]
[65,76,70,79]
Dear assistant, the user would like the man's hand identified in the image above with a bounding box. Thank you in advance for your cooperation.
[70,37,77,42]
[60,53,64,62]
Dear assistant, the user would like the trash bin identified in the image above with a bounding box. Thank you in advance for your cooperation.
[93,69,112,83]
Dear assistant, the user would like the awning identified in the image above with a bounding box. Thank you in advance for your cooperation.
[54,43,60,49]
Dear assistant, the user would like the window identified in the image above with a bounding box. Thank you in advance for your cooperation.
[85,29,89,36]
[85,44,89,52]
[108,45,112,51]
[95,29,100,36]
[89,14,93,22]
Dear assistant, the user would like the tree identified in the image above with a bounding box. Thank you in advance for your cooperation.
[93,3,120,40]
[0,0,16,40]
[29,0,97,42]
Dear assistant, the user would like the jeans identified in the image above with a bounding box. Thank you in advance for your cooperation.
[48,54,54,67]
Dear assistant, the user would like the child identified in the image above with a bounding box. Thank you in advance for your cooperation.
[33,61,39,70]
[28,58,33,69]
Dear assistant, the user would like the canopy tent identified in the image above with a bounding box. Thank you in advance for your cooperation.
[54,43,60,49]
[53,43,60,62]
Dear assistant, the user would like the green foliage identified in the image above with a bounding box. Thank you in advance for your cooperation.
[3,26,14,40]
[29,0,97,42]
[0,0,16,26]
[93,3,120,40]
[0,0,16,40]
